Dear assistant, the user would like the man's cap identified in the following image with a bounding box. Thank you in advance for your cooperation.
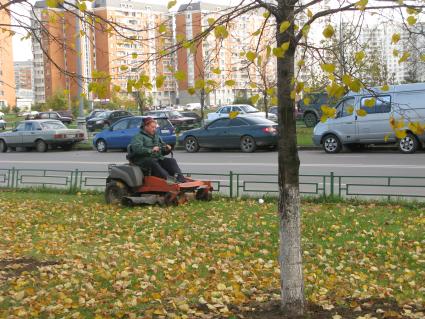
[142,117,156,127]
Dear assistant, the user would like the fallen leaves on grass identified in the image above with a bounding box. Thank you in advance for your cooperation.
[0,195,424,318]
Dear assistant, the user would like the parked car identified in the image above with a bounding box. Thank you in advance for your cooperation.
[185,103,202,111]
[144,110,198,131]
[207,104,278,122]
[0,120,84,152]
[86,109,106,122]
[179,116,278,153]
[93,116,176,152]
[180,111,202,124]
[86,110,133,132]
[313,83,425,154]
[299,93,337,127]
[269,105,303,120]
[35,111,73,124]
[57,110,74,121]
[0,119,6,130]
[22,111,39,120]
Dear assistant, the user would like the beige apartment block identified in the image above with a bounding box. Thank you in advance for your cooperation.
[175,1,272,106]
[0,1,16,109]
[93,0,176,106]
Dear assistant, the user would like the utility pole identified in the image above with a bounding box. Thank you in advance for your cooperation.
[75,12,84,117]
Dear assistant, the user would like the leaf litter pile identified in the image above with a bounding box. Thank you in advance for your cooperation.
[0,192,424,318]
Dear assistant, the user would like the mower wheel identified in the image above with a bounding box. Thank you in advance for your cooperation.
[164,192,179,206]
[196,188,212,201]
[105,180,130,204]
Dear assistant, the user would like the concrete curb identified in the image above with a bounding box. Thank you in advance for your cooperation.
[74,144,319,152]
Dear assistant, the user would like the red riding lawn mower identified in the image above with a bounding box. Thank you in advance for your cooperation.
[105,164,213,206]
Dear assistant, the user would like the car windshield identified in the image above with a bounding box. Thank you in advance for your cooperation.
[240,105,259,113]
[41,121,67,130]
[169,111,182,117]
[97,111,111,119]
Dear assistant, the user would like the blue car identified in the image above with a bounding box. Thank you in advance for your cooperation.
[93,116,176,152]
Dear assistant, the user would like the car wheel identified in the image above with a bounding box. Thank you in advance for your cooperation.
[96,139,107,152]
[184,136,200,153]
[240,135,257,153]
[323,134,342,154]
[399,133,418,154]
[35,140,48,152]
[0,139,8,153]
[105,180,130,204]
[304,112,318,127]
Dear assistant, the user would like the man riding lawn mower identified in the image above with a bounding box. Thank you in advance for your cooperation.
[105,117,213,206]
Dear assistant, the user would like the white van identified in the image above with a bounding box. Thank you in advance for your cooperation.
[313,83,425,154]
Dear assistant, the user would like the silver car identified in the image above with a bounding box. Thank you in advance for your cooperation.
[0,120,84,152]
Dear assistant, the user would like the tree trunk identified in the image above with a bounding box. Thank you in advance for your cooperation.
[264,91,269,119]
[200,88,205,125]
[276,4,304,317]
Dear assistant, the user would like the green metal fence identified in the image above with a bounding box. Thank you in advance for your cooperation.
[1,167,425,200]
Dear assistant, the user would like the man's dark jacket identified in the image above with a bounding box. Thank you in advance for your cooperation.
[129,129,167,167]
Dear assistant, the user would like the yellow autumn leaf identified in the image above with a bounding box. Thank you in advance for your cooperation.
[211,68,221,75]
[321,63,336,73]
[120,65,128,71]
[407,15,417,26]
[307,9,313,18]
[391,33,400,44]
[280,21,291,33]
[322,25,335,38]
[364,98,376,107]
[384,134,390,142]
[131,52,138,59]
[421,54,425,62]
[176,34,185,42]
[249,82,257,89]
[156,75,166,89]
[263,11,270,18]
[229,111,239,119]
[357,109,367,117]
[271,96,278,105]
[355,51,365,64]
[395,129,407,139]
[273,47,284,58]
[207,18,215,26]
[297,59,305,67]
[187,87,196,95]
[174,70,186,81]
[408,122,425,135]
[303,97,310,105]
[381,84,390,91]
[167,0,177,9]
[225,79,235,86]
[251,94,260,105]
[342,74,352,86]
[356,0,368,10]
[214,25,229,39]
[158,24,167,33]
[252,29,261,36]
[113,85,121,93]
[346,106,354,115]
[349,79,363,92]
[246,51,256,62]
[290,90,296,100]
[398,52,410,63]
[393,49,399,57]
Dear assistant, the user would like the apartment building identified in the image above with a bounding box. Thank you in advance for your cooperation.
[14,60,34,100]
[0,1,16,109]
[93,0,176,106]
[175,2,269,106]
[31,0,94,105]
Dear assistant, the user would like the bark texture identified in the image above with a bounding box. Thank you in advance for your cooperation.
[276,2,304,316]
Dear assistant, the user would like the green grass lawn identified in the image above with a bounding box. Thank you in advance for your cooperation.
[0,192,423,318]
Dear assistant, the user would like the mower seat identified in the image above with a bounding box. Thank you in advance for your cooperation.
[126,144,151,176]
[108,164,144,188]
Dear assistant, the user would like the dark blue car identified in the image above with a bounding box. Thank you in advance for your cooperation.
[179,116,278,153]
[93,116,176,152]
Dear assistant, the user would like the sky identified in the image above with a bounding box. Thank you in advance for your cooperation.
[12,0,238,61]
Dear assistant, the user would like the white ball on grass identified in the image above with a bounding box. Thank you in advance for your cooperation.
[258,198,264,204]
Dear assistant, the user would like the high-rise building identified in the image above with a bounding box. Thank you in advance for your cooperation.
[93,0,176,106]
[175,2,269,106]
[0,1,16,109]
[14,60,34,100]
[31,0,94,105]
